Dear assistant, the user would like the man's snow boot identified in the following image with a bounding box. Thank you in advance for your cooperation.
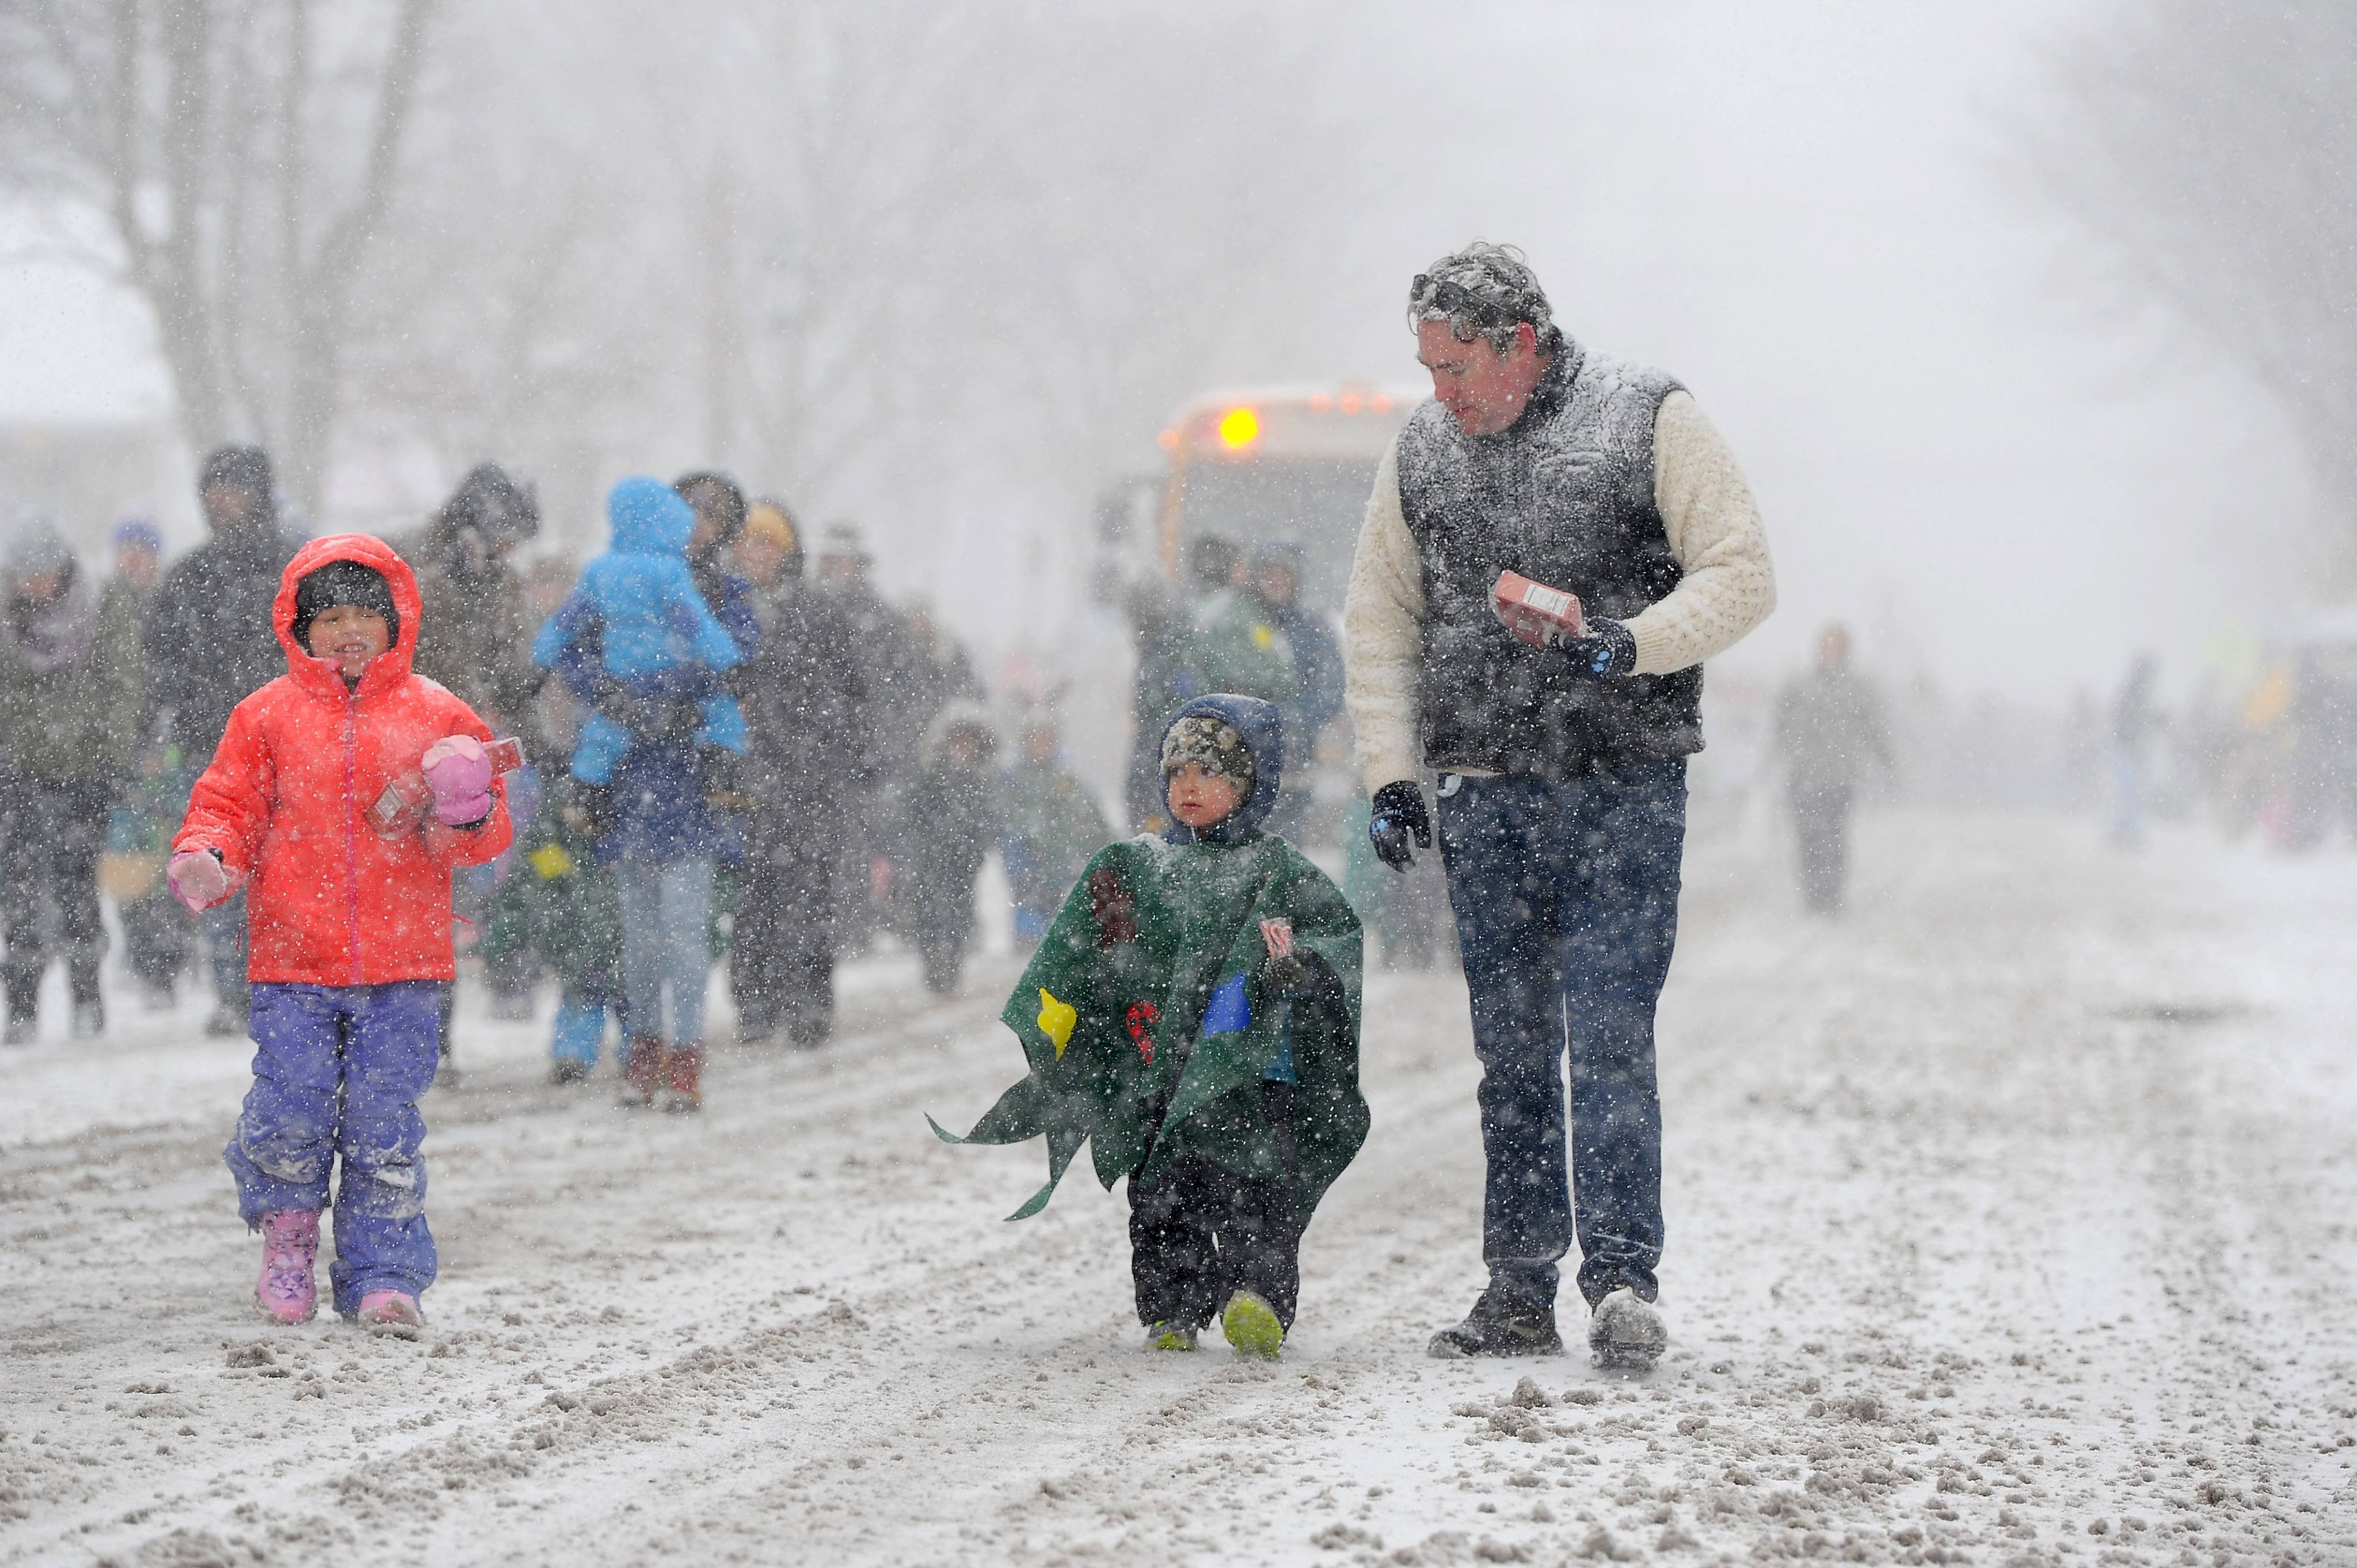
[619,1035,665,1108]
[356,1289,424,1340]
[663,1044,704,1114]
[1427,1283,1563,1359]
[1145,1321,1198,1352]
[1221,1290,1285,1360]
[256,1210,320,1325]
[550,1057,592,1086]
[1586,1287,1667,1371]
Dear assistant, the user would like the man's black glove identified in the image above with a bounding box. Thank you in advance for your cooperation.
[1548,616,1638,680]
[1368,780,1431,872]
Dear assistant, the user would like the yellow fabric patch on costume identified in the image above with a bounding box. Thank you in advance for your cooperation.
[1036,989,1077,1058]
[1251,623,1275,650]
[528,843,575,880]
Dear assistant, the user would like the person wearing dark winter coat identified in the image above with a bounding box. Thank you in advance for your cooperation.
[935,693,1367,1361]
[999,712,1114,945]
[896,704,1002,995]
[1344,245,1775,1367]
[816,524,908,952]
[99,518,191,1008]
[171,533,512,1337]
[1124,534,1239,831]
[729,501,870,1046]
[392,463,543,1053]
[145,445,299,1035]
[1772,624,1893,914]
[392,463,541,747]
[1247,539,1345,840]
[0,521,144,1041]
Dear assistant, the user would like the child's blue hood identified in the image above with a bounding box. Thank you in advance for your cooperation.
[607,476,694,558]
[1160,693,1284,846]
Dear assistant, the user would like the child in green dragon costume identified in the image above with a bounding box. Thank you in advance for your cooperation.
[934,693,1368,1360]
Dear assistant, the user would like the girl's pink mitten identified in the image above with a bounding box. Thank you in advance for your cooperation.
[421,735,494,826]
[167,850,230,913]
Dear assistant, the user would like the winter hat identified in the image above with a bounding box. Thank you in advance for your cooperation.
[198,445,276,517]
[817,522,870,564]
[743,500,798,554]
[1160,710,1256,798]
[439,463,539,543]
[5,518,76,586]
[673,471,747,550]
[112,516,163,555]
[291,559,399,650]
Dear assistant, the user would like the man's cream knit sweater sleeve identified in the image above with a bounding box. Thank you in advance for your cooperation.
[1342,390,1776,792]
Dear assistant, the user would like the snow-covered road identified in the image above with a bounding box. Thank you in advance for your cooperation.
[4,810,2353,1566]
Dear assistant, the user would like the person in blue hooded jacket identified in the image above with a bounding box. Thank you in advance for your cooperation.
[933,694,1368,1361]
[530,477,748,791]
[531,478,751,1113]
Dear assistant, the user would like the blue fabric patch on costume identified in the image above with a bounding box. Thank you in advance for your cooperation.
[1201,972,1251,1037]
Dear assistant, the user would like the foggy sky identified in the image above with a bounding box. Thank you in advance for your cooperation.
[0,0,2318,706]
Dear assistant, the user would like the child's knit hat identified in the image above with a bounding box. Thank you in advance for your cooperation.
[1160,711,1256,798]
[291,560,399,649]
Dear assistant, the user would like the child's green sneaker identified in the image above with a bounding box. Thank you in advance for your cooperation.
[1145,1321,1198,1352]
[1220,1290,1284,1359]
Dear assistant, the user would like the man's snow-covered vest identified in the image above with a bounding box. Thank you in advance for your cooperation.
[1395,338,1702,781]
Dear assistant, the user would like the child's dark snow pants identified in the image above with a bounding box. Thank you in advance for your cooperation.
[224,981,443,1315]
[1127,1154,1306,1332]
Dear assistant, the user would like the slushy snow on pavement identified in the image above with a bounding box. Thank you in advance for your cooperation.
[3,810,2353,1565]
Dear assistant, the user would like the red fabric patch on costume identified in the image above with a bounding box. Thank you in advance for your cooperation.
[1125,1001,1160,1065]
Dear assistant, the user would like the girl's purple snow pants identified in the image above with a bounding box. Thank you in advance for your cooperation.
[224,981,443,1315]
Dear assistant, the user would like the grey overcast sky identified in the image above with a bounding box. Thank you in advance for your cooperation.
[0,0,2316,703]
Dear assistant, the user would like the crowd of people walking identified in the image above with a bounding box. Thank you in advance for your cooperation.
[0,449,1111,1085]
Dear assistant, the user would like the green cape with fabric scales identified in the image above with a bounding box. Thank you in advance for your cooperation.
[932,825,1368,1222]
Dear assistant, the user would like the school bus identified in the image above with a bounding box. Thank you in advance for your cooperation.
[1114,381,1425,614]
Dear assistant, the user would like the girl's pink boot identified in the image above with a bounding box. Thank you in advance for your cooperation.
[356,1290,424,1340]
[256,1210,320,1325]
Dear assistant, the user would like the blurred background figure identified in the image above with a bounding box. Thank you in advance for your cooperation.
[98,517,192,1011]
[1246,538,1344,840]
[394,462,543,1037]
[814,524,903,955]
[998,708,1113,948]
[143,445,296,1036]
[2108,654,2162,849]
[894,703,1000,995]
[730,499,870,1047]
[0,519,143,1040]
[1124,532,1239,831]
[1772,624,1893,915]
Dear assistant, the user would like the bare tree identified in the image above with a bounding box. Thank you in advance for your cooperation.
[1,0,434,516]
[2031,0,2357,571]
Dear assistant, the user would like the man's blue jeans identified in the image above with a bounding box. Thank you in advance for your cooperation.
[615,856,715,1044]
[1435,761,1685,1310]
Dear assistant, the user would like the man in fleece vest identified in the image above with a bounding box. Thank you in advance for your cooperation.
[1343,243,1775,1365]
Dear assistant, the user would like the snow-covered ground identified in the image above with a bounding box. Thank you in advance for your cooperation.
[4,810,2353,1566]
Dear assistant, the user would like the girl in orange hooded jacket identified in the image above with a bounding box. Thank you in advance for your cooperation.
[170,534,513,1337]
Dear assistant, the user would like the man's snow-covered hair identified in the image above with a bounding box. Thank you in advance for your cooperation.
[1408,241,1561,357]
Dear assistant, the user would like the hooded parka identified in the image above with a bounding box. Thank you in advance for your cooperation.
[174,535,513,986]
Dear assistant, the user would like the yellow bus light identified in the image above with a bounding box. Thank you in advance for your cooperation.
[1217,406,1261,449]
